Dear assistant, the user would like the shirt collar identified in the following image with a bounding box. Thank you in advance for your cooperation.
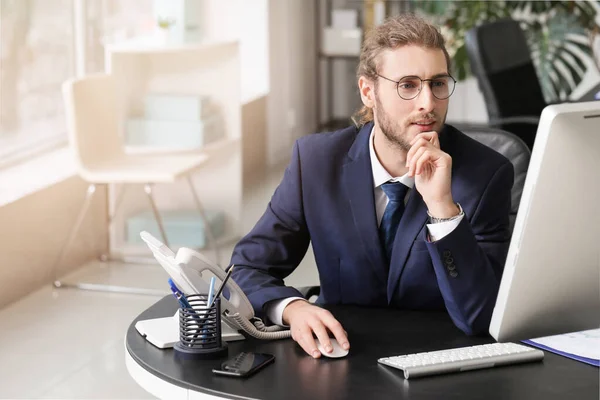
[369,127,415,189]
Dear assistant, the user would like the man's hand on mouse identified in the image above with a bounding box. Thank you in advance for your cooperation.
[282,299,350,358]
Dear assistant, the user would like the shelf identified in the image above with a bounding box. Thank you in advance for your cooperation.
[124,137,241,156]
[107,40,242,259]
[106,37,238,55]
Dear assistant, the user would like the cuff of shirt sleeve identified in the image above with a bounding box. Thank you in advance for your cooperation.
[265,296,306,326]
[426,214,464,242]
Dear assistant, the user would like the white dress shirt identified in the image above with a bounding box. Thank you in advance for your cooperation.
[265,128,464,326]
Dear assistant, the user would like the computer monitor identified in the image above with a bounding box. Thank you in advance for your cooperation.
[489,101,600,342]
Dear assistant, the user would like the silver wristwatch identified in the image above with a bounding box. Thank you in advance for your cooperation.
[427,202,464,224]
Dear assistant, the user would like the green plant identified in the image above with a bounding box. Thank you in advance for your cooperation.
[157,16,175,30]
[411,0,600,102]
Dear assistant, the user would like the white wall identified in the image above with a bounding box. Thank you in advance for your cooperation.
[446,77,489,124]
[0,177,107,309]
[268,0,317,166]
[200,0,270,103]
[201,0,323,166]
[201,0,319,167]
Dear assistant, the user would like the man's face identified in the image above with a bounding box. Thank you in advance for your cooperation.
[373,45,450,151]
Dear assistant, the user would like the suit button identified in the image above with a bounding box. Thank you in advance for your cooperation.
[449,270,458,278]
[447,264,456,271]
[444,257,454,266]
[443,250,451,258]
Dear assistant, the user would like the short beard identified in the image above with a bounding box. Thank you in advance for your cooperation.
[374,91,412,152]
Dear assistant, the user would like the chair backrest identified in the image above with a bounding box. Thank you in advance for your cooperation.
[62,74,123,172]
[465,19,547,122]
[457,124,531,233]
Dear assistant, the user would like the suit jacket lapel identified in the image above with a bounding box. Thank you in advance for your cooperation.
[343,122,388,285]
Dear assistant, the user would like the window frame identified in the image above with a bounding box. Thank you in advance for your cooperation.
[0,0,84,170]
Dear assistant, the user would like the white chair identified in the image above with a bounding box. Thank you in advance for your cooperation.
[53,73,219,294]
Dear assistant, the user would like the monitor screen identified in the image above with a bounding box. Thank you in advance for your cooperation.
[490,101,600,342]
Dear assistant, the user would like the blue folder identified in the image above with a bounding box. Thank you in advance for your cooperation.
[522,339,599,367]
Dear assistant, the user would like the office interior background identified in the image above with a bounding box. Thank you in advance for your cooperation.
[0,0,599,398]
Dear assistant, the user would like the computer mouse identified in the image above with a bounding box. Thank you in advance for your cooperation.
[316,338,349,358]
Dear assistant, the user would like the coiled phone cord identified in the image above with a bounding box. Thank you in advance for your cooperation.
[226,311,292,340]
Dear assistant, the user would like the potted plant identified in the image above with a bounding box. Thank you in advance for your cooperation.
[156,16,176,44]
[411,0,600,102]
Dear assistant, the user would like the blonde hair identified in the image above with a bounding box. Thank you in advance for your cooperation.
[353,14,451,126]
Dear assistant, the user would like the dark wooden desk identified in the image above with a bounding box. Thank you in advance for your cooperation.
[126,296,599,400]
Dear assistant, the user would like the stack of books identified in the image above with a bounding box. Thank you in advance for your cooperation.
[125,94,223,150]
[126,209,226,249]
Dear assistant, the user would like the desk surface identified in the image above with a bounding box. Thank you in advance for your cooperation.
[126,296,599,400]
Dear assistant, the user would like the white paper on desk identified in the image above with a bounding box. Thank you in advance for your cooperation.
[529,329,600,360]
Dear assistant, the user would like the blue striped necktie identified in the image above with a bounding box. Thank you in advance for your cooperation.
[379,181,410,263]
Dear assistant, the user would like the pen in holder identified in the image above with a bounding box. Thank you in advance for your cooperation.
[174,294,228,359]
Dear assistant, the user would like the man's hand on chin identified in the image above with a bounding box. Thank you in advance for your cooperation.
[406,130,458,218]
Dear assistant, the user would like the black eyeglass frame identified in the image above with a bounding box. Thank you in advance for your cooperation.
[375,73,457,100]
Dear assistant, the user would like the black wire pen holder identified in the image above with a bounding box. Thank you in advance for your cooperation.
[174,294,228,359]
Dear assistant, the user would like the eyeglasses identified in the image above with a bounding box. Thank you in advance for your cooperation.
[375,73,456,100]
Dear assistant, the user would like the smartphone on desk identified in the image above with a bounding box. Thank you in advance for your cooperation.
[212,352,275,378]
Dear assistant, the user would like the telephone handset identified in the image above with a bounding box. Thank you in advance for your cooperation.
[140,231,291,340]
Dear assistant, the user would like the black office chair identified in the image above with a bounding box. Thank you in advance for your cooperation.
[457,124,531,232]
[465,19,545,150]
[298,125,531,301]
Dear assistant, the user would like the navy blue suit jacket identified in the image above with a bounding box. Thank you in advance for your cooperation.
[230,122,514,335]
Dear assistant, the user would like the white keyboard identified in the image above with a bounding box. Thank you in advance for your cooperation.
[378,342,544,379]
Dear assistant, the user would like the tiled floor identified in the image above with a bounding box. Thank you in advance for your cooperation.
[0,162,320,399]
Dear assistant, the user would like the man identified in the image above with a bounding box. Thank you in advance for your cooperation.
[230,14,514,358]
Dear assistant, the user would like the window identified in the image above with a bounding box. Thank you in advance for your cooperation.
[84,0,154,74]
[0,0,74,167]
[0,0,154,168]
